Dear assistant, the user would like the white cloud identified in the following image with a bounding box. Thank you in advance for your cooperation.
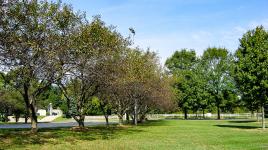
[134,31,214,64]
[134,18,268,65]
[249,19,268,29]
[219,18,268,53]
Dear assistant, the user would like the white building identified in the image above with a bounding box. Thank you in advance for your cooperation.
[37,109,46,116]
[51,109,63,116]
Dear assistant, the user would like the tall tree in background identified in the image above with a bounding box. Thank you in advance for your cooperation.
[202,47,233,120]
[192,60,212,118]
[0,72,25,122]
[165,49,197,119]
[235,26,268,129]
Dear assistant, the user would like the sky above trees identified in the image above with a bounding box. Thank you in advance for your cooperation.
[60,0,268,63]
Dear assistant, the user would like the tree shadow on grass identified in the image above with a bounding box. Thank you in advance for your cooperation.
[0,125,144,149]
[215,124,259,129]
[138,120,170,127]
[228,120,256,123]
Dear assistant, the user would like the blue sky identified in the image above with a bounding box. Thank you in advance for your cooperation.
[61,0,268,64]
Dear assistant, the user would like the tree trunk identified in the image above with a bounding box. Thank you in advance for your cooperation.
[139,114,146,123]
[184,109,188,120]
[134,99,138,125]
[15,114,20,123]
[262,105,265,130]
[130,114,134,124]
[22,83,34,131]
[117,101,123,125]
[251,110,254,118]
[104,114,109,127]
[78,115,85,127]
[202,109,205,119]
[257,109,260,122]
[73,115,85,128]
[66,98,71,118]
[31,117,38,133]
[4,109,8,122]
[78,120,84,127]
[217,106,221,120]
[25,114,28,123]
[24,114,28,123]
[30,104,38,133]
[0,114,3,122]
[118,115,124,125]
[25,102,30,123]
[100,103,109,127]
[126,112,129,124]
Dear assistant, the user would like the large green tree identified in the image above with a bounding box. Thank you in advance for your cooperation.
[235,26,268,129]
[202,47,234,119]
[165,49,198,119]
[191,60,212,118]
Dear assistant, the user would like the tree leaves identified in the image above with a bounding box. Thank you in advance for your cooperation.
[235,26,268,107]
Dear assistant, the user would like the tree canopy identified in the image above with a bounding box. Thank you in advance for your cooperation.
[235,26,268,129]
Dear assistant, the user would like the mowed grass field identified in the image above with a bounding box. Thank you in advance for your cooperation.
[0,119,268,150]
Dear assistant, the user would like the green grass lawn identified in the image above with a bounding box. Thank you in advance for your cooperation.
[0,119,268,150]
[52,116,73,122]
[37,116,46,120]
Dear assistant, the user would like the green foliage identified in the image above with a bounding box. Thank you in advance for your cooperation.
[84,97,103,115]
[0,0,82,131]
[165,49,197,72]
[234,26,268,128]
[166,49,208,118]
[0,0,173,128]
[202,47,236,118]
[0,73,25,122]
[166,47,239,118]
[37,86,63,109]
[235,26,268,108]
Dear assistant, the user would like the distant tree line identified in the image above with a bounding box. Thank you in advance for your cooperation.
[166,26,268,129]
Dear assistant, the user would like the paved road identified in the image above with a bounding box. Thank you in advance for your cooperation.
[0,121,116,129]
